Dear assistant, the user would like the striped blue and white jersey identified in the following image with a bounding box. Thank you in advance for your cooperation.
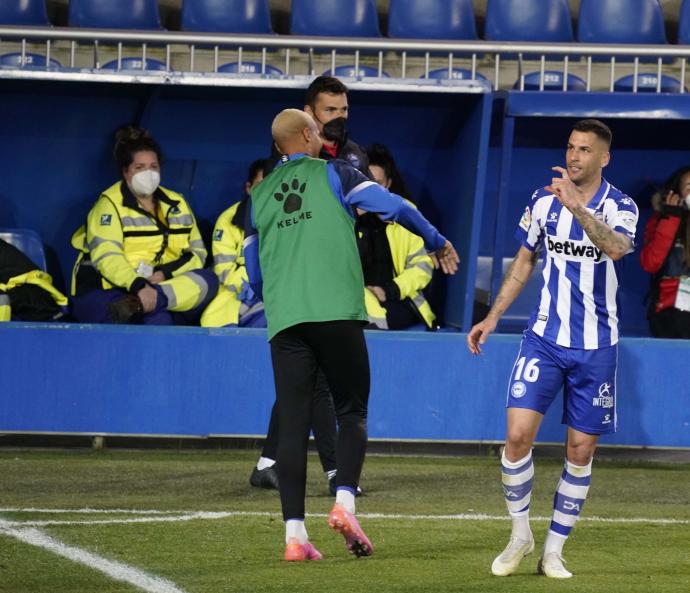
[516,178,638,349]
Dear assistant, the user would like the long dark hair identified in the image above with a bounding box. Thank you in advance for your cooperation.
[113,125,163,172]
[659,165,690,266]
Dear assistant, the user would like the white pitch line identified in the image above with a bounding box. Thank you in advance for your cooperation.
[1,508,689,526]
[0,507,183,515]
[0,524,188,593]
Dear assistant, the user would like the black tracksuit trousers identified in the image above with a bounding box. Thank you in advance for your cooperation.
[270,320,370,521]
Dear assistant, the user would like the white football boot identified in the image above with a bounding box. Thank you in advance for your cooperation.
[537,552,573,579]
[491,533,535,576]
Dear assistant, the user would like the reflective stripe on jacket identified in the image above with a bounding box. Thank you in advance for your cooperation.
[71,181,206,295]
[365,221,435,328]
[200,201,246,327]
[0,270,68,321]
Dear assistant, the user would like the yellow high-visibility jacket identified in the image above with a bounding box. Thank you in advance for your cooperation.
[200,200,247,327]
[0,270,68,321]
[363,221,436,328]
[71,181,206,295]
[0,292,8,321]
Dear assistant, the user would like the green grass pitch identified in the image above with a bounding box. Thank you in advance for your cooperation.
[1,449,688,593]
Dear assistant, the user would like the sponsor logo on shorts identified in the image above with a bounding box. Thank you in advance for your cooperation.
[593,382,614,409]
[602,413,612,424]
[511,381,526,398]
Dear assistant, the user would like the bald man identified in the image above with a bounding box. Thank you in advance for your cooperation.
[244,109,459,561]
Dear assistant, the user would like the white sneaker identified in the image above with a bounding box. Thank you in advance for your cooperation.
[537,552,573,579]
[491,534,535,576]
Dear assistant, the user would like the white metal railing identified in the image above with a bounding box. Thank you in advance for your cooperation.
[1,25,689,92]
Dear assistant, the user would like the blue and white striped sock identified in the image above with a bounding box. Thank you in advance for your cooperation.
[544,459,592,555]
[501,450,534,540]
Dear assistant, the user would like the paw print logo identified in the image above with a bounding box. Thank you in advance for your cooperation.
[274,178,306,214]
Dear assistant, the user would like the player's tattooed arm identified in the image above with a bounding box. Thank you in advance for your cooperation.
[467,246,538,354]
[570,205,632,261]
[488,247,539,320]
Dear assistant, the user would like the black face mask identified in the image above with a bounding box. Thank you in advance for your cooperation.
[322,117,348,146]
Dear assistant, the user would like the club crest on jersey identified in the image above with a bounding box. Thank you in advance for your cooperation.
[100,214,112,226]
[547,237,603,262]
[213,229,224,241]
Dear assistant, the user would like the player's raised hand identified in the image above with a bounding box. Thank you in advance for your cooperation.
[429,240,460,275]
[466,316,497,355]
[546,166,578,211]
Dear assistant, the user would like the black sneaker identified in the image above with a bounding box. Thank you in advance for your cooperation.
[328,475,363,497]
[250,465,279,490]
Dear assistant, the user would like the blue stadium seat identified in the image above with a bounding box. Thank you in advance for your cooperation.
[101,57,168,71]
[614,73,683,93]
[677,0,690,44]
[0,229,47,271]
[68,0,162,29]
[484,0,573,44]
[0,52,61,70]
[0,0,49,25]
[322,65,389,78]
[577,0,667,62]
[290,0,381,37]
[218,61,283,75]
[424,67,488,82]
[485,0,574,64]
[513,71,587,91]
[181,0,273,34]
[387,0,477,40]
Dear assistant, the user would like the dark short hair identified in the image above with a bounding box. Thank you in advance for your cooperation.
[305,76,348,109]
[572,119,612,147]
[366,143,411,201]
[246,158,268,185]
[113,125,162,170]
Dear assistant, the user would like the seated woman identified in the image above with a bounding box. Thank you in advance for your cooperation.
[640,165,690,338]
[360,143,436,330]
[70,125,217,325]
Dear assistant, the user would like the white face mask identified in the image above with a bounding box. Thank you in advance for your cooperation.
[131,169,160,197]
[684,194,690,210]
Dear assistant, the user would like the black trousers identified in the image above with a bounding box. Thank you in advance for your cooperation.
[650,307,690,338]
[270,320,370,521]
[260,368,337,474]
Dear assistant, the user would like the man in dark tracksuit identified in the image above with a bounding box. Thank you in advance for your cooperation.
[250,76,371,493]
[244,109,459,561]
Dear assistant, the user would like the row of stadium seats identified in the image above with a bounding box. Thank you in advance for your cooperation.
[3,0,690,46]
[1,49,682,94]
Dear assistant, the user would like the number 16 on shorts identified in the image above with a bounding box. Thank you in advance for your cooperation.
[509,356,540,401]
